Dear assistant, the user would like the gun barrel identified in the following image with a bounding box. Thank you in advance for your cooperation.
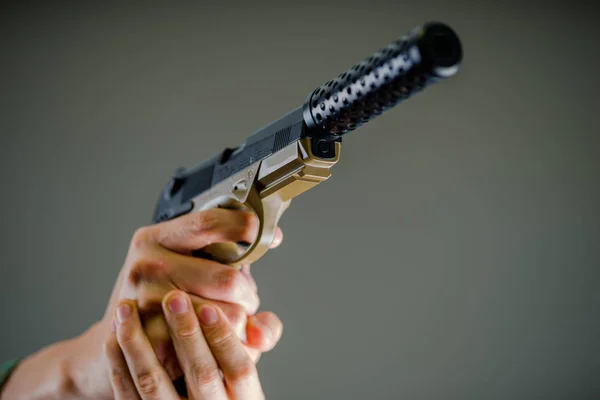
[302,22,462,138]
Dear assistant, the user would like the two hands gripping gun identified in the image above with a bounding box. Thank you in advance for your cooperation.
[152,21,463,396]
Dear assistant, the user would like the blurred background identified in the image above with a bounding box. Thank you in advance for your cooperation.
[1,1,599,399]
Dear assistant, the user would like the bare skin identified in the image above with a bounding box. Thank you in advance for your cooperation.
[106,292,270,399]
[1,209,284,400]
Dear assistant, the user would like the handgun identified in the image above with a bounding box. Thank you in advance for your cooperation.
[152,21,462,268]
[152,20,462,397]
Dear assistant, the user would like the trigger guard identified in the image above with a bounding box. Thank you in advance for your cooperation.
[198,186,278,267]
[227,185,277,267]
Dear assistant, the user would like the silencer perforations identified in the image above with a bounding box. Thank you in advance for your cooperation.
[307,37,436,135]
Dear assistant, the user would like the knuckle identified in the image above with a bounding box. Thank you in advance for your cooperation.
[175,319,201,340]
[102,336,114,354]
[207,326,235,350]
[228,360,257,387]
[136,372,161,397]
[252,295,261,314]
[110,368,130,393]
[226,305,245,327]
[116,325,138,347]
[102,336,119,360]
[191,210,220,236]
[128,257,168,284]
[239,211,258,242]
[215,269,245,296]
[191,362,221,388]
[131,226,151,249]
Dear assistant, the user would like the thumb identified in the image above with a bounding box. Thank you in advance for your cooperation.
[245,311,283,353]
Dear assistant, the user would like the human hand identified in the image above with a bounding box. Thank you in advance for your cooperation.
[105,292,268,399]
[70,209,283,399]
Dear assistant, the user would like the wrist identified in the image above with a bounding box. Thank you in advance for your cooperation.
[68,320,113,400]
[0,321,112,400]
[1,337,80,400]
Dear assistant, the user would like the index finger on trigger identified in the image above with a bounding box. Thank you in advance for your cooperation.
[150,208,259,255]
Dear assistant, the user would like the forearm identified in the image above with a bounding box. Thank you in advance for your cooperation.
[1,338,81,400]
[0,321,112,400]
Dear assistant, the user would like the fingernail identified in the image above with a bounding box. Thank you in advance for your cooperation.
[116,304,131,323]
[168,293,189,314]
[198,305,218,325]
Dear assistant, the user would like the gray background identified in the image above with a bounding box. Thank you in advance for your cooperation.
[1,1,599,399]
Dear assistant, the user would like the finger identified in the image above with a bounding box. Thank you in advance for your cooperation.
[245,347,262,364]
[142,321,262,388]
[152,208,259,254]
[137,280,249,337]
[197,303,264,399]
[143,296,248,342]
[240,265,257,293]
[144,314,262,375]
[270,227,283,248]
[144,300,247,384]
[199,224,283,262]
[162,290,228,400]
[190,295,247,342]
[142,314,182,381]
[114,300,179,400]
[103,325,141,400]
[245,312,284,353]
[130,247,260,314]
[128,246,259,315]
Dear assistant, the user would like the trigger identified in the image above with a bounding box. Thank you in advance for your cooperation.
[191,249,215,261]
